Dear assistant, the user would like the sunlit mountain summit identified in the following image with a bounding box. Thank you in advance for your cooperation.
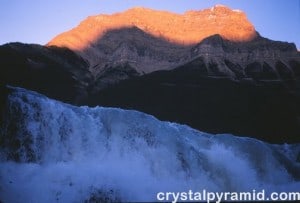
[47,5,257,73]
[48,5,256,49]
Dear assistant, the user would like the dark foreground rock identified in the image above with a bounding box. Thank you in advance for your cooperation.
[0,43,91,104]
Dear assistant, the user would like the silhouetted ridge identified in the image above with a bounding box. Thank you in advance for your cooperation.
[0,43,91,104]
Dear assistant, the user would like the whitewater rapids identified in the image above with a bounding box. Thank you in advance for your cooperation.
[0,87,299,202]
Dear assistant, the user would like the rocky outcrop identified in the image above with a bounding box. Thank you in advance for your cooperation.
[188,34,300,80]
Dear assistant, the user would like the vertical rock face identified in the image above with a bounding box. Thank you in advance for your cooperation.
[189,34,300,80]
[47,5,257,76]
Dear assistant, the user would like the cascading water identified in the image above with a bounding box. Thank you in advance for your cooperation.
[0,87,299,202]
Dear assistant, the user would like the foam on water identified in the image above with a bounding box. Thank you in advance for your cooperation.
[0,87,299,202]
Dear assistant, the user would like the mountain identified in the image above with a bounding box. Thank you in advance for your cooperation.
[1,5,300,143]
[47,5,256,76]
[46,5,300,91]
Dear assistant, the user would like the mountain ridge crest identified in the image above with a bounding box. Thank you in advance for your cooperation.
[47,5,257,50]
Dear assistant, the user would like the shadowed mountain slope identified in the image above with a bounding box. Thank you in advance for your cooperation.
[0,43,91,103]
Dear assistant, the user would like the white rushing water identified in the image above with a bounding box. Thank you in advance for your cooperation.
[0,87,299,202]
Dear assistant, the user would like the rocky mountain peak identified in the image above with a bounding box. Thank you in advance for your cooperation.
[47,5,257,75]
[48,5,256,50]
